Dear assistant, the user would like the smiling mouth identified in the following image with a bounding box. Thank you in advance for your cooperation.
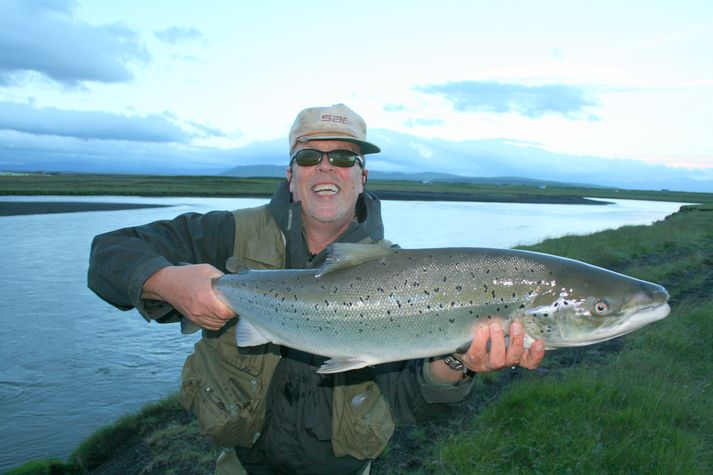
[312,184,339,196]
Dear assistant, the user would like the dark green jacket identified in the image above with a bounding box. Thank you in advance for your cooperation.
[88,182,473,474]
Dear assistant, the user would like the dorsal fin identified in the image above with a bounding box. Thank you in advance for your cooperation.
[316,243,393,277]
[226,256,250,274]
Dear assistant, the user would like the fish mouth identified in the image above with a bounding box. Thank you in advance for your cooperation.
[312,183,340,196]
[542,302,671,349]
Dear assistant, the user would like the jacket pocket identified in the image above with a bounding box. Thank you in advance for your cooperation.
[331,379,396,460]
[179,327,281,448]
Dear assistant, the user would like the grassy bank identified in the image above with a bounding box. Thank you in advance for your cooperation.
[9,204,713,474]
[1,172,711,204]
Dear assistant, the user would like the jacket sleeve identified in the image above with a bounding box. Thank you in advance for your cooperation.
[87,210,235,322]
[373,358,474,424]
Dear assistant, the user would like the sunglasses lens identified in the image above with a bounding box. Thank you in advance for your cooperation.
[328,151,359,167]
[293,150,322,166]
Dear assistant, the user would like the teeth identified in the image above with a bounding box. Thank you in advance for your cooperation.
[312,184,339,195]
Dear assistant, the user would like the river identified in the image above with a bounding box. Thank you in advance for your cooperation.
[0,195,687,471]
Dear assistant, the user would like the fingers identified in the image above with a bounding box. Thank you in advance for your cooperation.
[464,319,544,373]
[520,340,546,370]
[506,320,525,366]
[147,264,236,330]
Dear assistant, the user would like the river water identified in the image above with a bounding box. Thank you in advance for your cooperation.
[0,195,687,470]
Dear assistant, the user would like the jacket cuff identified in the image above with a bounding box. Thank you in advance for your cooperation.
[128,255,174,321]
[419,358,474,404]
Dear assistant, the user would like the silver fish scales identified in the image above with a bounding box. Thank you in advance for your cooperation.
[213,243,670,373]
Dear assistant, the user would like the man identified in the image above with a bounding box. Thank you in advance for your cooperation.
[88,103,545,474]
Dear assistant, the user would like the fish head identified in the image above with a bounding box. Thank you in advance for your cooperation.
[522,256,670,348]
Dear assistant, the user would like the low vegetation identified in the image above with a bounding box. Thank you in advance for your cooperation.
[7,179,713,474]
[1,172,711,205]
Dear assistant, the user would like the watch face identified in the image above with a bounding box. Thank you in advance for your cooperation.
[444,355,464,371]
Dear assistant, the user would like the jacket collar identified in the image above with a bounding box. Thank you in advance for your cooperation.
[267,181,385,268]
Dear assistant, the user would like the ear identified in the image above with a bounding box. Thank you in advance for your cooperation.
[286,167,294,192]
[361,169,368,188]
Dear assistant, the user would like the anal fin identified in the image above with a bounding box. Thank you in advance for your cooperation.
[317,356,372,374]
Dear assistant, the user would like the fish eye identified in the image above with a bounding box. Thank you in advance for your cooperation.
[593,300,609,316]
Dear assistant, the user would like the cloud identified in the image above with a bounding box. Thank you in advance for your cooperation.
[418,81,597,118]
[0,0,149,86]
[0,101,195,143]
[383,104,407,112]
[154,26,204,44]
[403,117,443,128]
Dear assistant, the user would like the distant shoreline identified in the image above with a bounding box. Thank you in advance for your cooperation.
[0,192,607,217]
[0,202,171,217]
[371,190,606,205]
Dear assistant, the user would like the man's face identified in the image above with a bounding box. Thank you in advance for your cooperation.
[287,140,367,228]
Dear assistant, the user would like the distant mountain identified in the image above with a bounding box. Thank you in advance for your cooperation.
[2,129,711,192]
[220,164,597,189]
[219,130,713,192]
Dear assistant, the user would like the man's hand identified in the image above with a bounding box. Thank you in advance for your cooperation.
[463,320,545,372]
[142,264,235,331]
[429,319,545,384]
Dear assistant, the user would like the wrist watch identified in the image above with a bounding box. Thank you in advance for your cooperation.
[443,353,466,373]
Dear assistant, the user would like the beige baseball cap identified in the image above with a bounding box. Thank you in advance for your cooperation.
[288,103,381,156]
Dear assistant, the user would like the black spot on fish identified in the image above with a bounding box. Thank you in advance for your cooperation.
[449,318,455,323]
[443,276,447,282]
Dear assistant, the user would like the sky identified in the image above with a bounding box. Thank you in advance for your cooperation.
[1,0,712,173]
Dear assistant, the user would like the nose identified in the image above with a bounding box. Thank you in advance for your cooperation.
[634,282,669,306]
[316,153,334,170]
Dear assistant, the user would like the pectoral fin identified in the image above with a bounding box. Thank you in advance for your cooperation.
[235,318,271,347]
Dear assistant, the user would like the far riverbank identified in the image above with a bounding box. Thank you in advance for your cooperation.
[2,172,710,206]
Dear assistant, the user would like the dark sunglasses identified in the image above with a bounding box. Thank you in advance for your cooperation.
[290,149,364,168]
